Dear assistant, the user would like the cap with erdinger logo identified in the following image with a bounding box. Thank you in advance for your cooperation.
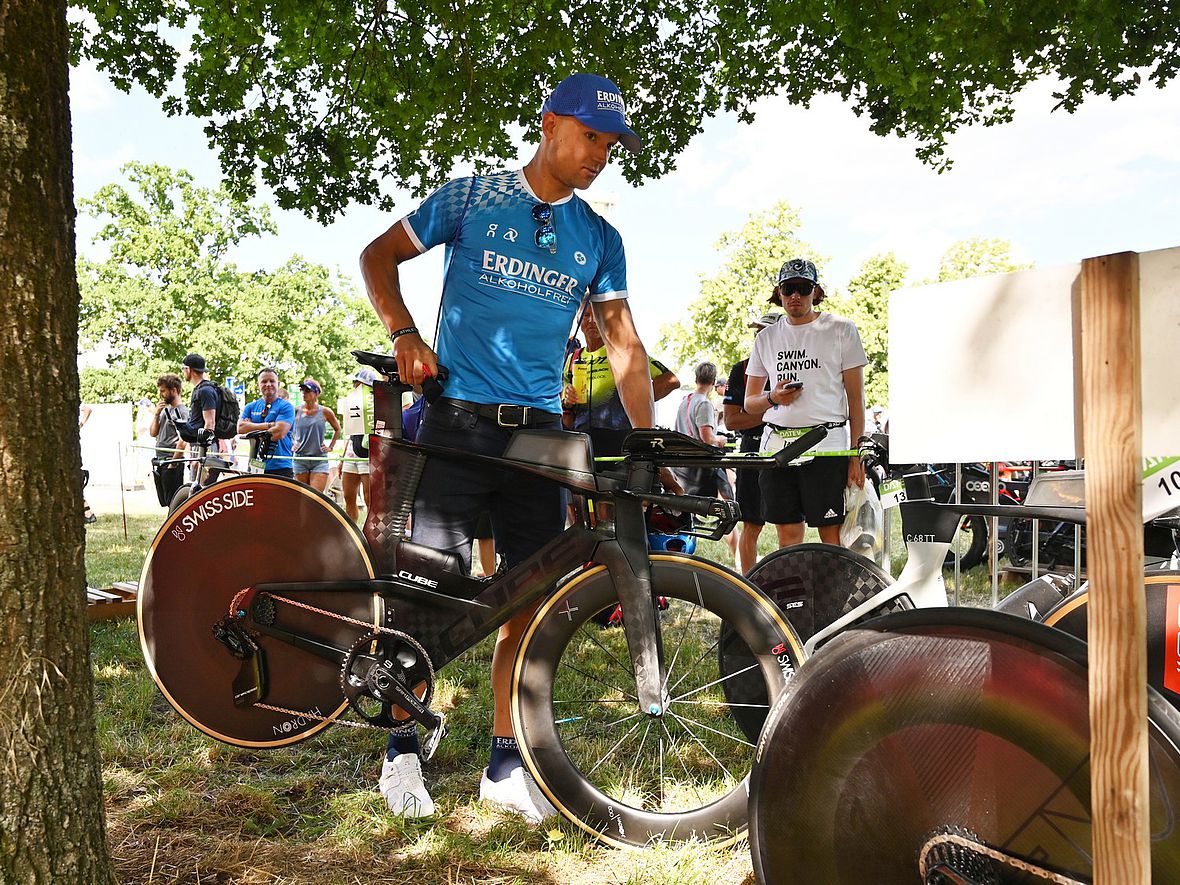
[542,73,643,154]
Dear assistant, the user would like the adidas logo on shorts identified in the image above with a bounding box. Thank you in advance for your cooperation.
[824,509,838,519]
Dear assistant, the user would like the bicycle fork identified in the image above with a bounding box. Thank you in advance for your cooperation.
[595,496,667,718]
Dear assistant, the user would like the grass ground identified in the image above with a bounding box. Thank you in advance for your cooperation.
[87,506,1015,884]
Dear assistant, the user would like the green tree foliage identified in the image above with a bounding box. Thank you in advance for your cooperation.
[930,236,1035,282]
[659,202,826,371]
[77,163,388,403]
[826,253,909,408]
[661,209,1041,411]
[69,2,1180,220]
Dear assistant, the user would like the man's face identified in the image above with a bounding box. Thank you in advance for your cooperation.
[258,372,279,403]
[182,366,193,383]
[544,114,619,191]
[778,279,818,318]
[158,384,176,404]
[580,309,604,347]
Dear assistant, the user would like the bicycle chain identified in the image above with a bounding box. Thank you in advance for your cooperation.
[234,589,433,733]
[919,832,1086,885]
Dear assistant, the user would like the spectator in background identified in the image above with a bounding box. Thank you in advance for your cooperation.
[79,404,96,524]
[723,312,781,572]
[341,368,377,521]
[178,352,219,447]
[150,373,189,506]
[868,406,887,435]
[743,259,866,548]
[672,362,726,497]
[562,308,679,459]
[292,379,342,492]
[712,378,729,432]
[238,368,297,478]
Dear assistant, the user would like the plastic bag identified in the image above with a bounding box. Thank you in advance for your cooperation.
[841,480,885,564]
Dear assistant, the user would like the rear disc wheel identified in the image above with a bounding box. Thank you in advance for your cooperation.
[138,476,377,747]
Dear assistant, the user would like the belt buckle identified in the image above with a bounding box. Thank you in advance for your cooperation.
[496,404,527,428]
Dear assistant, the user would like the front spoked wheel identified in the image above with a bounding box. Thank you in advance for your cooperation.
[511,554,804,848]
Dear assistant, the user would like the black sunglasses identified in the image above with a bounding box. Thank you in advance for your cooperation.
[532,203,557,254]
[779,281,815,298]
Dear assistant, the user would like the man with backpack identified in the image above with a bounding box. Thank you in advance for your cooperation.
[178,351,242,455]
[179,353,220,446]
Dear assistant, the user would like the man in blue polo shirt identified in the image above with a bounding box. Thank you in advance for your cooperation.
[360,73,661,822]
[237,368,296,477]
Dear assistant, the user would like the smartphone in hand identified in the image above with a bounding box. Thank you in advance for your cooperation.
[785,380,804,390]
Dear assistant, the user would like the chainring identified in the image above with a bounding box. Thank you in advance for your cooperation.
[339,630,435,730]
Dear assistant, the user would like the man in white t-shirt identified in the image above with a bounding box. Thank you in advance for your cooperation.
[742,258,867,547]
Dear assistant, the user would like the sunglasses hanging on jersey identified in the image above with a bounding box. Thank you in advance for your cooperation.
[532,203,557,254]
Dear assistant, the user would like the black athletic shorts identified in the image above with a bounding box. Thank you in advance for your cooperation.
[411,400,564,572]
[759,456,849,527]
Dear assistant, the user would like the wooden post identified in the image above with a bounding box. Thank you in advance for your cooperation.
[1080,251,1149,881]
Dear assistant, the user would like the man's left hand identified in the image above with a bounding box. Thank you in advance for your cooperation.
[848,457,865,489]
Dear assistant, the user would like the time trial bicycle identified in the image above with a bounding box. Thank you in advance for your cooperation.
[138,351,817,848]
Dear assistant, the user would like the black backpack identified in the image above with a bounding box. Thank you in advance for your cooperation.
[212,383,240,439]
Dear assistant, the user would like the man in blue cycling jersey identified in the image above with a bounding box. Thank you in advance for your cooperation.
[237,368,296,477]
[360,73,663,823]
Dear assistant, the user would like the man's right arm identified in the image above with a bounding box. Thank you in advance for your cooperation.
[723,363,763,432]
[360,221,435,385]
[723,403,763,432]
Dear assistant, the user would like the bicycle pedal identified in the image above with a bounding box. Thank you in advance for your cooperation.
[422,712,447,762]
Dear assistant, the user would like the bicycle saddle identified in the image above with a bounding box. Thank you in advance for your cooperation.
[352,350,400,379]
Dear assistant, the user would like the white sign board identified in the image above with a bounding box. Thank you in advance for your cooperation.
[889,246,1180,462]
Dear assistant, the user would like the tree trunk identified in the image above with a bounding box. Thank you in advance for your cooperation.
[0,0,117,880]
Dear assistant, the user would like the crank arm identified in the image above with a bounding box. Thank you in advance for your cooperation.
[421,712,448,762]
[380,672,442,734]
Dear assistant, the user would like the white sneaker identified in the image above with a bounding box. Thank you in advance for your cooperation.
[478,767,557,824]
[379,753,435,818]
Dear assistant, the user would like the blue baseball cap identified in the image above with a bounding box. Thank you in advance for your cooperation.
[542,73,643,154]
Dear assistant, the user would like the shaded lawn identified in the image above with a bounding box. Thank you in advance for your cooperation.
[87,508,1010,883]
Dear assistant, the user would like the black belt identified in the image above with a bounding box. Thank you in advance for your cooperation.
[438,397,560,428]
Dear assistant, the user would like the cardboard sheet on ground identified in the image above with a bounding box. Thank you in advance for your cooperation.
[888,245,1180,464]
